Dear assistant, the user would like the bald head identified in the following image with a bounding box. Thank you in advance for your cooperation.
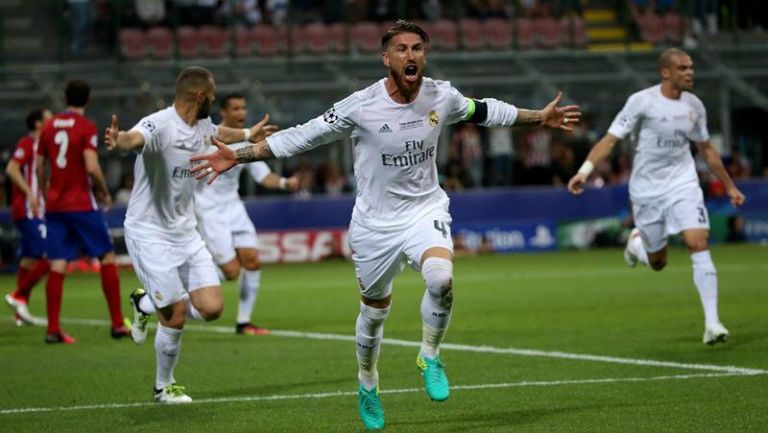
[658,48,689,71]
[175,66,214,99]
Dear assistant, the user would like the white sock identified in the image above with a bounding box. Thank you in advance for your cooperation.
[691,250,720,326]
[184,297,205,321]
[155,324,183,389]
[139,294,156,314]
[356,302,389,391]
[631,234,650,266]
[237,270,261,324]
[420,257,453,358]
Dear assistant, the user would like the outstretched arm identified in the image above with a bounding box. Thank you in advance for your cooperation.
[217,114,278,144]
[104,114,145,151]
[515,92,581,131]
[567,133,620,195]
[260,172,300,192]
[696,140,745,207]
[469,91,581,131]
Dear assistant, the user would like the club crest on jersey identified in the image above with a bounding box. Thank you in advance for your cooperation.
[688,111,698,123]
[429,110,439,127]
[323,108,338,124]
[154,291,163,302]
[141,119,156,133]
[378,124,392,133]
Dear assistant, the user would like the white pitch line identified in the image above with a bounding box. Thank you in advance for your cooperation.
[0,371,755,415]
[59,317,767,376]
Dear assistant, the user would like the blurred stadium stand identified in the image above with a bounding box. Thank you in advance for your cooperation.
[0,0,766,196]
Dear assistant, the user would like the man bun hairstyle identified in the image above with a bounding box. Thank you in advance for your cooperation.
[381,20,429,49]
[65,80,90,107]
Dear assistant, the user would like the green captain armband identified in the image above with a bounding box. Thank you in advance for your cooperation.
[463,98,487,123]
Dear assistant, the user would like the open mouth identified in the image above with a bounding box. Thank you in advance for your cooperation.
[404,64,419,82]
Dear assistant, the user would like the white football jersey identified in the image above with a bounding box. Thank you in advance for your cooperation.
[125,106,218,242]
[268,77,512,232]
[608,84,709,204]
[194,140,271,211]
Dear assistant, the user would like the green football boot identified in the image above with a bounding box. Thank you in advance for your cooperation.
[417,354,450,402]
[358,384,385,430]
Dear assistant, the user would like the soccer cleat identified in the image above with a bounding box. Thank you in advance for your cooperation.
[14,314,24,327]
[235,322,271,335]
[416,354,450,402]
[623,228,640,267]
[45,331,76,344]
[358,384,385,430]
[5,293,44,326]
[154,384,192,404]
[703,322,729,345]
[129,288,151,344]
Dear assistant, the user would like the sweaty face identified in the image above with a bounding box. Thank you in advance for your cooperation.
[664,54,695,92]
[220,98,247,128]
[383,32,426,94]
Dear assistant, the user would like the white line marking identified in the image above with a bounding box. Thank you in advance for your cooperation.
[0,372,757,415]
[60,318,767,376]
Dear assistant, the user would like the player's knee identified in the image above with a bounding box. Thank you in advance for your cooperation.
[197,300,223,321]
[100,251,117,265]
[240,255,261,271]
[220,260,241,280]
[422,257,454,309]
[686,239,709,253]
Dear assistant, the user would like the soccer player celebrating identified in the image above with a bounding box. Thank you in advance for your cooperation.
[195,93,298,336]
[567,48,745,345]
[191,20,579,429]
[104,67,276,403]
[4,108,52,326]
[37,80,129,344]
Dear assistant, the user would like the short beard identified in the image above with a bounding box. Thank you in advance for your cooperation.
[196,101,211,119]
[389,69,422,101]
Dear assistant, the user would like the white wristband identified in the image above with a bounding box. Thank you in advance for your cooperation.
[279,177,287,190]
[242,128,252,142]
[577,160,594,176]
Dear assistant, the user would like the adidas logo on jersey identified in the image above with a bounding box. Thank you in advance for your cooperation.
[378,124,392,133]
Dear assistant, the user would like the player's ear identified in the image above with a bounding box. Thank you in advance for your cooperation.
[382,51,389,68]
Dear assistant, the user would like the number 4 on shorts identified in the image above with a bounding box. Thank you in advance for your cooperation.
[433,220,448,238]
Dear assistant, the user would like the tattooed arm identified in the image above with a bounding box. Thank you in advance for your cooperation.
[235,140,275,163]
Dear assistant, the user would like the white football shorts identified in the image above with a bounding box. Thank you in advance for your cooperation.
[196,201,259,265]
[125,229,220,309]
[349,204,453,300]
[632,186,710,253]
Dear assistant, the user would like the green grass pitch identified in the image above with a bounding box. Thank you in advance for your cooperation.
[1,244,767,432]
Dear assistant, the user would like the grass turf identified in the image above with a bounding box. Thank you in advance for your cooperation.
[1,244,766,432]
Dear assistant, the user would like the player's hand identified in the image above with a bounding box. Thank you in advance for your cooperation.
[541,92,581,132]
[727,186,745,208]
[27,194,40,216]
[284,175,300,192]
[95,190,113,211]
[248,114,279,143]
[567,172,588,195]
[190,136,237,184]
[104,114,120,151]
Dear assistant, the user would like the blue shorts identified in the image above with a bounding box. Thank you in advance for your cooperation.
[15,218,46,259]
[46,211,114,260]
